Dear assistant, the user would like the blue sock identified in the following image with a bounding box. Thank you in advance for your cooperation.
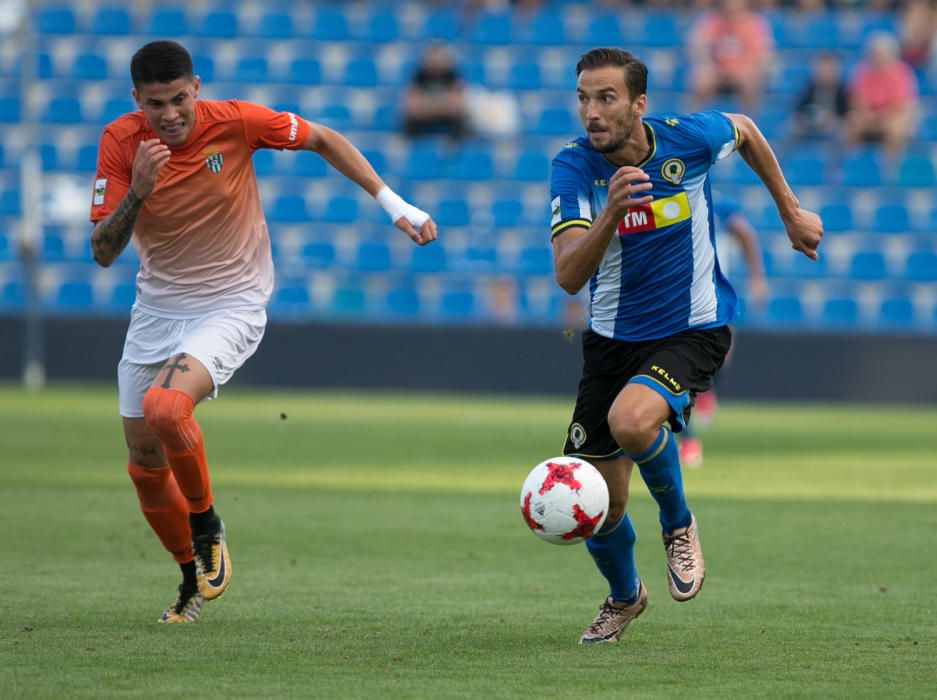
[630,426,692,532]
[585,513,639,604]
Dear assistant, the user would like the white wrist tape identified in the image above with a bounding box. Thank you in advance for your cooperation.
[376,186,430,228]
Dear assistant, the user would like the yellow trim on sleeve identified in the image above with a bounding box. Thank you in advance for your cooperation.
[550,218,592,239]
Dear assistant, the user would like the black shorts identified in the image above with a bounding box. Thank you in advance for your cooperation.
[563,326,732,461]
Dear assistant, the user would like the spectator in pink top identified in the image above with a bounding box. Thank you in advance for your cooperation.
[688,0,774,111]
[845,32,919,161]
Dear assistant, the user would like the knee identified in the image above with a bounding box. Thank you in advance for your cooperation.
[141,387,195,448]
[607,403,661,455]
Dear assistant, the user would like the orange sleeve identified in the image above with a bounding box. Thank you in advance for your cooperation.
[90,126,132,223]
[235,100,310,152]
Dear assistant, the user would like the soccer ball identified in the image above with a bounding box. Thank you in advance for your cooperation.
[519,457,609,545]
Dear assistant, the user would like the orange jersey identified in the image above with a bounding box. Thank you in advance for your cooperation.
[90,100,310,317]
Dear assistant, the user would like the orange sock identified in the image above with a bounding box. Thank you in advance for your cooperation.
[127,463,193,564]
[142,387,214,513]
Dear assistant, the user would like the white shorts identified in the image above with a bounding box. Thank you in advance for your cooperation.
[117,306,267,418]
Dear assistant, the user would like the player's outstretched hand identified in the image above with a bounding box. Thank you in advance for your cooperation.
[131,139,171,199]
[607,166,653,218]
[784,208,824,260]
[395,216,438,246]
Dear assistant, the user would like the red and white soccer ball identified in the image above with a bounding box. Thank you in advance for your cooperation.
[519,457,609,545]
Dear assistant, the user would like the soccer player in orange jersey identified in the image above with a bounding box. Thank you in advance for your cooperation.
[90,41,437,624]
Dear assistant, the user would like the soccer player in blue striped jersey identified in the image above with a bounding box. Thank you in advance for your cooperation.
[549,48,823,645]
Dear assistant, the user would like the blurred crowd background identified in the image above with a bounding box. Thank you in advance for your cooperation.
[1,0,935,335]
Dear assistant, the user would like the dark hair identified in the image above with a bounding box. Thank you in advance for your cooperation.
[130,40,193,89]
[575,48,648,100]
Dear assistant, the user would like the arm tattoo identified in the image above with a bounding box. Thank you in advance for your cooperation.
[91,188,144,266]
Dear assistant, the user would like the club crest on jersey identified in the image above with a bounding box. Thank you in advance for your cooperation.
[661,158,686,184]
[204,151,223,174]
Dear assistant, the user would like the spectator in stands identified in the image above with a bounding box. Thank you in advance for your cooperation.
[688,0,774,111]
[791,52,848,141]
[844,32,919,161]
[900,0,937,80]
[402,43,470,140]
[90,40,436,626]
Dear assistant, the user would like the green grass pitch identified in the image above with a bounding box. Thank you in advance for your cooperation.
[1,384,935,698]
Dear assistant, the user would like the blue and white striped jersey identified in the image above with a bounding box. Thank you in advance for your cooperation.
[550,111,740,342]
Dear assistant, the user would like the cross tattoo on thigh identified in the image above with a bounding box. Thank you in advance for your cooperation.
[161,353,191,388]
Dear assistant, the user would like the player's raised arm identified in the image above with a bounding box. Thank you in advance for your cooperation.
[727,112,823,260]
[91,139,170,267]
[301,121,437,246]
[553,166,653,295]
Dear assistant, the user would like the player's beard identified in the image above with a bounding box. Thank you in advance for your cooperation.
[590,110,638,155]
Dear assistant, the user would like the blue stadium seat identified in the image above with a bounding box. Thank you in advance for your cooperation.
[147,7,188,36]
[896,155,936,188]
[311,7,350,41]
[38,6,76,34]
[110,282,136,309]
[905,250,937,281]
[517,8,565,45]
[71,54,109,81]
[404,142,444,180]
[191,54,214,82]
[513,150,549,182]
[821,297,859,327]
[273,283,310,313]
[878,297,914,328]
[286,58,322,85]
[516,245,553,276]
[323,196,358,224]
[90,7,132,36]
[469,11,512,45]
[354,241,391,272]
[492,199,523,228]
[100,97,134,124]
[788,251,828,279]
[254,12,294,39]
[0,232,10,261]
[784,12,840,49]
[872,203,910,234]
[463,242,499,272]
[0,97,20,123]
[1,279,24,307]
[819,202,853,233]
[507,61,542,90]
[446,148,493,180]
[0,189,20,216]
[409,244,448,274]
[439,289,476,318]
[842,151,882,187]
[585,13,625,45]
[196,10,237,38]
[42,97,82,124]
[317,104,353,131]
[361,149,386,175]
[435,199,471,227]
[331,285,367,315]
[784,153,826,186]
[534,108,574,136]
[269,195,308,223]
[369,103,398,132]
[251,149,274,176]
[291,150,328,178]
[361,9,399,42]
[55,280,94,309]
[39,143,59,171]
[385,284,420,317]
[848,250,886,280]
[765,295,803,325]
[640,13,680,47]
[41,228,66,261]
[421,9,459,41]
[301,241,336,270]
[76,144,98,172]
[235,57,268,83]
[343,57,378,88]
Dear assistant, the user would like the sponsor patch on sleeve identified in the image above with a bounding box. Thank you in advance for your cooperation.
[93,178,107,206]
[550,196,561,226]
